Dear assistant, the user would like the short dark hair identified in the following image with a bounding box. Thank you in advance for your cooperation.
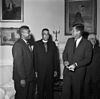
[18,25,30,36]
[72,23,84,34]
[42,28,49,34]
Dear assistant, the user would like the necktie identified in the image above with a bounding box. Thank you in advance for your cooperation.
[44,43,47,52]
[27,42,32,51]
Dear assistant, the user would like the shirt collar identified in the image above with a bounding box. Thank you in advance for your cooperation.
[76,36,82,42]
[22,38,27,44]
[42,40,48,43]
[75,36,82,47]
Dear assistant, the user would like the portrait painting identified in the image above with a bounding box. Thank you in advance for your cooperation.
[0,28,20,45]
[65,0,97,35]
[0,0,24,22]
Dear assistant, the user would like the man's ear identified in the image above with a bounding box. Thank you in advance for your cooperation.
[78,31,81,35]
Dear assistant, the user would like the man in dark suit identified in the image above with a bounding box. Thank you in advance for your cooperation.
[62,24,92,99]
[33,28,58,99]
[12,25,35,99]
[84,33,100,99]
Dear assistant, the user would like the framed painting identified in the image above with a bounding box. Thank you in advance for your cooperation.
[0,0,24,22]
[65,0,97,35]
[0,27,20,45]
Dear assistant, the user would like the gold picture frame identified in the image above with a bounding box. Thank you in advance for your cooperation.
[0,0,24,22]
[0,27,20,45]
[65,0,97,35]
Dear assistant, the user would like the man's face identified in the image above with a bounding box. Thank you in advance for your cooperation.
[72,27,81,39]
[88,34,96,46]
[42,30,49,41]
[21,29,31,40]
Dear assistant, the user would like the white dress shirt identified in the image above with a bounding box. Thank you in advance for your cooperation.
[75,36,82,48]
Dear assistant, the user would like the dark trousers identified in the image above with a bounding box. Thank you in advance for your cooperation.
[37,73,53,99]
[14,80,35,99]
[84,77,100,99]
[62,68,85,99]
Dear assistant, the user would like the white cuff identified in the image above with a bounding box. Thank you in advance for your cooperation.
[74,63,78,67]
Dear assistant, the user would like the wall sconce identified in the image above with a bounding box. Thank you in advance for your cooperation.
[53,30,60,41]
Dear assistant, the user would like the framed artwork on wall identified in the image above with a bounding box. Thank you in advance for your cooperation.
[0,0,24,22]
[65,0,97,35]
[0,27,20,45]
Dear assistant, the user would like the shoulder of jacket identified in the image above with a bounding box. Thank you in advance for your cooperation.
[34,40,42,47]
[50,41,56,45]
[68,37,74,41]
[13,39,23,47]
[35,40,42,44]
[83,38,90,43]
[83,38,92,47]
[66,37,74,43]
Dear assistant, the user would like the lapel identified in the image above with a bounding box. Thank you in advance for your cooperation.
[72,38,76,53]
[72,37,84,54]
[20,39,33,54]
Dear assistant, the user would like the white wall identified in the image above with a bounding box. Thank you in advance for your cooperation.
[0,0,68,42]
[0,0,100,84]
[97,0,100,41]
[0,46,13,85]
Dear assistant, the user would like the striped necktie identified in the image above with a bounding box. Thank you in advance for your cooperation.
[44,43,47,52]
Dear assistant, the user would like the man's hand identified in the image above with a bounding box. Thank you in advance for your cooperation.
[54,71,57,77]
[20,80,26,87]
[68,64,76,71]
[35,72,38,78]
[64,61,69,68]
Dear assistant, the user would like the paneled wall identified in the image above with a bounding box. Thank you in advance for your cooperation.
[0,65,13,85]
[0,46,13,86]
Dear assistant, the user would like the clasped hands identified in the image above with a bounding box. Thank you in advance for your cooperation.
[20,79,26,87]
[64,61,76,71]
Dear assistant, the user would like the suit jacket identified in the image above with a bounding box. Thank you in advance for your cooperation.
[33,39,58,75]
[63,37,92,70]
[12,39,35,82]
[87,42,100,82]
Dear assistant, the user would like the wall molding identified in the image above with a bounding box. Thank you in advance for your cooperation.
[0,60,13,67]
